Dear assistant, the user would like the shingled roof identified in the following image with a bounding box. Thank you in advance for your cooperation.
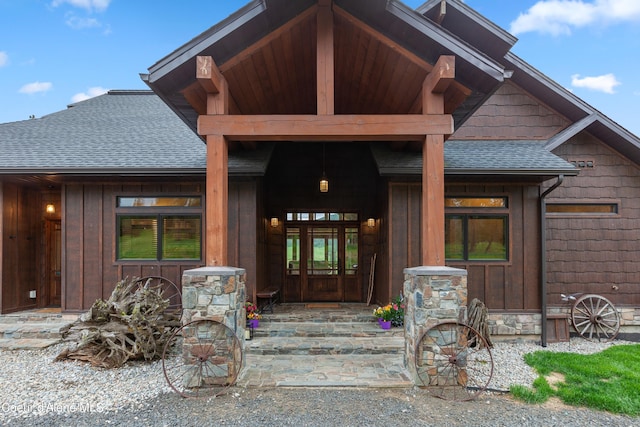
[0,90,576,179]
[371,141,578,180]
[0,90,272,176]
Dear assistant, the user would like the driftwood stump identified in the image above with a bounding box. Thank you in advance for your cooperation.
[55,277,181,368]
[467,298,493,348]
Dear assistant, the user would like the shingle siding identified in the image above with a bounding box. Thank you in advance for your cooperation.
[452,82,570,140]
[546,132,640,306]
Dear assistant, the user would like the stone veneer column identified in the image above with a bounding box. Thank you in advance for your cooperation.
[403,266,467,383]
[181,266,246,346]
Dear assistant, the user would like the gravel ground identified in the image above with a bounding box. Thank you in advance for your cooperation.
[0,339,637,426]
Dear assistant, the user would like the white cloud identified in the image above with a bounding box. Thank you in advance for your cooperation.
[51,0,111,13]
[571,73,621,93]
[0,51,8,67]
[71,86,108,103]
[65,15,100,29]
[19,82,53,94]
[510,0,640,35]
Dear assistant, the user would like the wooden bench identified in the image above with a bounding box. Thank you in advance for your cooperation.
[256,288,280,313]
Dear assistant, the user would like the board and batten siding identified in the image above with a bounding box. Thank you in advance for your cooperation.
[0,183,41,313]
[62,182,201,312]
[385,181,541,312]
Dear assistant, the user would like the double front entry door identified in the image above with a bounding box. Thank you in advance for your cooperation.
[285,220,360,302]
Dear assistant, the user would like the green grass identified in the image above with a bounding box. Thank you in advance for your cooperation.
[511,344,640,416]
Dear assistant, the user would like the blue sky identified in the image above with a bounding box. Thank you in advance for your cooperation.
[1,0,639,136]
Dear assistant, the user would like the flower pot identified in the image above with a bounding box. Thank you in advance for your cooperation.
[379,320,391,330]
[248,319,259,329]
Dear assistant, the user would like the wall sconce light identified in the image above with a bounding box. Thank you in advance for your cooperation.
[46,203,55,214]
[270,217,279,227]
[320,143,329,193]
[367,218,376,228]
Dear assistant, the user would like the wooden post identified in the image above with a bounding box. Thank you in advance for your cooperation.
[197,56,230,266]
[422,135,444,265]
[206,135,228,266]
[317,0,334,115]
[421,55,455,266]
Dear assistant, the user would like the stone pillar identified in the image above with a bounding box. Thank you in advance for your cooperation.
[181,266,246,345]
[403,266,467,383]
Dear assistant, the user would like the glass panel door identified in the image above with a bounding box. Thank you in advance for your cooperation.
[284,222,360,302]
[308,227,338,275]
[286,227,301,275]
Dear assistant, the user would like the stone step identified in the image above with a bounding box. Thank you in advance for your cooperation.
[252,320,404,338]
[0,313,75,324]
[259,304,379,323]
[0,321,70,340]
[0,338,62,350]
[245,335,404,356]
[238,353,413,388]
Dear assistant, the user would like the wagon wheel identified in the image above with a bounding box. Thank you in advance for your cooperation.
[415,321,494,401]
[571,294,620,342]
[133,276,182,320]
[162,319,243,398]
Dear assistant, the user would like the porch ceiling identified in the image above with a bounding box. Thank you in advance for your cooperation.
[210,7,434,116]
[143,0,506,143]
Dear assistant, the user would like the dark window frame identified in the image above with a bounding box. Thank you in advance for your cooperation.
[445,196,510,262]
[115,196,203,262]
[545,201,619,217]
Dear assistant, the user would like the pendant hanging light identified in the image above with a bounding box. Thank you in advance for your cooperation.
[320,143,329,193]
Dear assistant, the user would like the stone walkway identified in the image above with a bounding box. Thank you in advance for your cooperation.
[1,304,415,388]
[237,303,414,388]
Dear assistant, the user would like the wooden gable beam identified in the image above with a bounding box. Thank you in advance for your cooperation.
[317,0,334,115]
[422,55,455,112]
[334,6,433,72]
[182,81,207,116]
[421,55,455,266]
[196,56,229,115]
[219,6,317,73]
[198,114,453,141]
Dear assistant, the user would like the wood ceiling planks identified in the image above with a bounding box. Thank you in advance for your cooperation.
[214,5,431,116]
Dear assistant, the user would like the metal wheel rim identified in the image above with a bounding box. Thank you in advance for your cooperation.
[415,321,494,401]
[133,276,183,320]
[162,319,243,398]
[571,294,620,342]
